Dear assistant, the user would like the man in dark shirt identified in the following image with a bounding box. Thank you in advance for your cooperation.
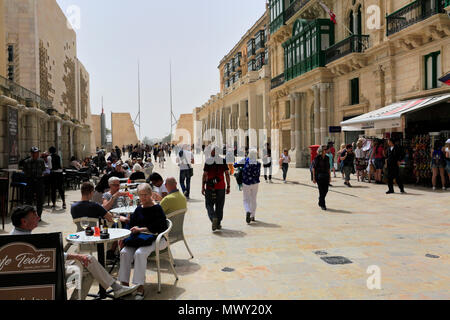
[312,145,331,210]
[22,147,46,220]
[202,147,231,231]
[71,182,113,221]
[385,139,405,194]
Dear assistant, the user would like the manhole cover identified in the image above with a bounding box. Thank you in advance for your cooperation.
[425,254,440,259]
[314,251,328,256]
[222,267,235,272]
[321,256,353,265]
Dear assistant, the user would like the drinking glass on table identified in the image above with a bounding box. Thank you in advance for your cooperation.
[112,212,120,228]
[80,218,90,235]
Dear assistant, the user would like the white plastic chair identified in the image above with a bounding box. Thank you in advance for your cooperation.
[166,209,194,259]
[147,219,179,293]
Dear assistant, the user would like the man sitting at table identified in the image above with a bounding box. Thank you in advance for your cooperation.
[160,177,187,216]
[72,182,114,222]
[103,177,129,211]
[118,184,168,300]
[147,172,168,201]
[9,205,138,300]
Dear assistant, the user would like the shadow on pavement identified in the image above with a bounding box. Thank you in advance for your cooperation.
[121,283,185,300]
[326,208,353,214]
[187,198,203,203]
[51,208,66,214]
[213,229,247,238]
[248,221,281,228]
[171,259,201,276]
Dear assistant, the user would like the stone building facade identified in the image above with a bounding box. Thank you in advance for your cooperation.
[0,0,94,168]
[194,12,272,153]
[268,0,450,167]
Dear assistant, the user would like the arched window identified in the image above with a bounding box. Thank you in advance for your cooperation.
[349,10,354,35]
[357,5,362,35]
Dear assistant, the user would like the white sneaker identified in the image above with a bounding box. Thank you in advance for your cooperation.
[432,187,436,191]
[134,292,145,300]
[443,187,446,191]
[114,285,139,299]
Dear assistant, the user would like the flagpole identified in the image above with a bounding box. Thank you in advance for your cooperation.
[138,60,141,141]
[170,60,173,143]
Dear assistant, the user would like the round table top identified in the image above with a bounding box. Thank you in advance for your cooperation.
[66,228,131,245]
[110,206,138,215]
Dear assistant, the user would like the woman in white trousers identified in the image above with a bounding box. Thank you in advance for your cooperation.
[234,149,261,224]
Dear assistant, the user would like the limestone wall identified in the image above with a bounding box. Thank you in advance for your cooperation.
[111,113,139,148]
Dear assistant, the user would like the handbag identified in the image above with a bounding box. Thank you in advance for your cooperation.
[187,164,194,177]
[123,232,156,248]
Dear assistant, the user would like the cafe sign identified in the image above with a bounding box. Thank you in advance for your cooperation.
[0,233,66,301]
[0,243,56,274]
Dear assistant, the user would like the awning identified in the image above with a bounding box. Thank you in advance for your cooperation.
[341,93,450,130]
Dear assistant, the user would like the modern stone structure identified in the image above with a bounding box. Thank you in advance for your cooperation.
[0,0,95,168]
[268,0,450,167]
[111,112,139,148]
[173,113,194,145]
[194,11,272,155]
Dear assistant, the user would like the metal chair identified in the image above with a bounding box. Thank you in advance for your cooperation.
[147,219,179,294]
[166,208,194,259]
[9,172,27,213]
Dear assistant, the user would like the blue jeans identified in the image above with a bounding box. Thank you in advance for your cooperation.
[282,163,289,181]
[205,189,226,223]
[180,169,191,197]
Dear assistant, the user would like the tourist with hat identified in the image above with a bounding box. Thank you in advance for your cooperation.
[21,147,46,220]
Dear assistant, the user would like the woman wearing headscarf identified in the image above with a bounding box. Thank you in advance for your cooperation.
[234,149,261,224]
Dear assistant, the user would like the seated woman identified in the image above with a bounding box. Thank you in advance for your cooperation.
[118,183,168,300]
[129,164,146,181]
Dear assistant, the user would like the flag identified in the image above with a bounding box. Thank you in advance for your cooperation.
[318,1,337,24]
[439,72,450,86]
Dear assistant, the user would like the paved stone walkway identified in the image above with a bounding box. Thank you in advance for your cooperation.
[2,156,449,300]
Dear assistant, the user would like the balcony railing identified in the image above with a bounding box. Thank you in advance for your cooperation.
[0,75,52,111]
[284,0,312,22]
[325,35,370,65]
[386,0,446,36]
[271,73,285,89]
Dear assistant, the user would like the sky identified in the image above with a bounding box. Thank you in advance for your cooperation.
[56,0,266,141]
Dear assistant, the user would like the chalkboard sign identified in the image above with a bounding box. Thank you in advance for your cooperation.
[7,107,19,165]
[0,233,67,300]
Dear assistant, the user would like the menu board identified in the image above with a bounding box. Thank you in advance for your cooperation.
[7,107,19,165]
[0,233,66,300]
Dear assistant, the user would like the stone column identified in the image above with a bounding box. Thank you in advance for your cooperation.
[289,94,296,150]
[296,93,306,168]
[313,85,321,144]
[320,83,329,145]
[238,100,247,130]
[301,93,307,150]
[248,89,258,148]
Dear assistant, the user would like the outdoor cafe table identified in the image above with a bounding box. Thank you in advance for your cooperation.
[66,228,131,300]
